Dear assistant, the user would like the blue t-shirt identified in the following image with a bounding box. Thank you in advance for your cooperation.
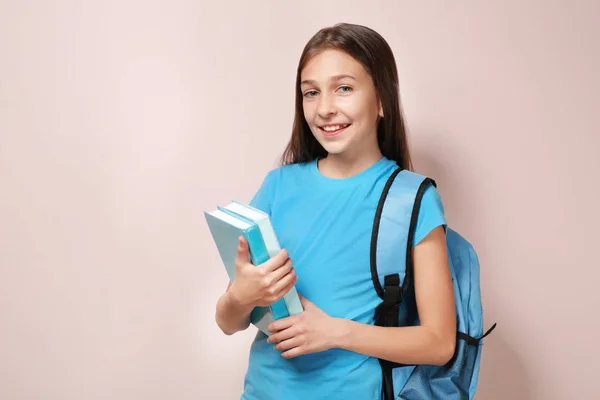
[241,156,446,400]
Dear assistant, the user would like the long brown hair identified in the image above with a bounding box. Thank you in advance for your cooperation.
[279,23,413,171]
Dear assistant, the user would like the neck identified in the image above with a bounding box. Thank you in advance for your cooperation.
[318,145,383,179]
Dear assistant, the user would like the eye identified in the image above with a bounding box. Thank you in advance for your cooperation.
[303,90,318,98]
[337,86,353,94]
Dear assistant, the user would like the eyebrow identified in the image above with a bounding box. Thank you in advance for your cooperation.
[300,74,357,86]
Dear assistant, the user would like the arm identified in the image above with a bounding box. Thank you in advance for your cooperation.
[215,281,254,335]
[268,225,457,366]
[215,169,284,336]
[215,237,297,336]
[335,226,457,366]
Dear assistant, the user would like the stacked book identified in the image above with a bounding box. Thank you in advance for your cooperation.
[204,200,303,335]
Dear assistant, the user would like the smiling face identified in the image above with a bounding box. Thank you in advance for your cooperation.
[300,49,383,161]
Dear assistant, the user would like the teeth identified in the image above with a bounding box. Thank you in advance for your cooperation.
[323,124,347,132]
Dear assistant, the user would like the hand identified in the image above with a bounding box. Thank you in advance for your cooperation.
[266,296,346,359]
[228,236,298,309]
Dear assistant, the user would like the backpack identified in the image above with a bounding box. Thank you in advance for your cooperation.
[371,167,496,400]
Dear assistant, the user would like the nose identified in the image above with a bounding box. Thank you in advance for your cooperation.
[317,93,337,119]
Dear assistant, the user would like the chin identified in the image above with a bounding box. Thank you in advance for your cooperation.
[316,141,349,156]
[312,136,350,156]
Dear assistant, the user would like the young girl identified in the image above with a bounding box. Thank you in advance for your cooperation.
[215,22,456,400]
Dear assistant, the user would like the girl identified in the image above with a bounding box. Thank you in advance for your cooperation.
[215,22,456,400]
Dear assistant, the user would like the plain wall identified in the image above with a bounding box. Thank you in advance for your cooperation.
[1,1,598,399]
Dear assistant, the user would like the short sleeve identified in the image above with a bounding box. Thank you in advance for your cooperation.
[412,184,447,247]
[249,169,279,216]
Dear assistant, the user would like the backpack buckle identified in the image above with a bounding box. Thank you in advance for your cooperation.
[383,274,402,307]
[379,274,402,327]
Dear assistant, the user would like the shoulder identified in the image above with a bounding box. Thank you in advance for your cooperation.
[420,183,445,216]
[394,170,444,215]
[413,180,447,247]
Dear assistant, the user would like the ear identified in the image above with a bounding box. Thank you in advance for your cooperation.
[378,101,384,118]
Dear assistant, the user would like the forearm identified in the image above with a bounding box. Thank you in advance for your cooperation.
[215,290,254,335]
[335,319,456,366]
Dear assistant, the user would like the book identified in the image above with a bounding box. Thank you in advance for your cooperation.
[220,200,303,316]
[204,201,303,336]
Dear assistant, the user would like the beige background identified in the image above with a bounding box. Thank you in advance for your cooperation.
[1,1,599,399]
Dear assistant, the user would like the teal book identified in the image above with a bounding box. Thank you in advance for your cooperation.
[220,200,303,317]
[204,206,300,335]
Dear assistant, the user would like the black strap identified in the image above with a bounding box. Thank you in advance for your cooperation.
[370,168,402,299]
[382,274,401,327]
[479,322,497,340]
[374,279,401,329]
[402,177,436,296]
[457,322,498,346]
[380,363,394,400]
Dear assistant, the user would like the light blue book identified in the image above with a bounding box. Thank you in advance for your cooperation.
[204,204,302,335]
[220,200,303,317]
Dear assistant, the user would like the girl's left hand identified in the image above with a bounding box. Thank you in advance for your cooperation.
[266,296,346,359]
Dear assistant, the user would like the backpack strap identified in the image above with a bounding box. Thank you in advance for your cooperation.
[370,167,436,400]
[371,167,436,325]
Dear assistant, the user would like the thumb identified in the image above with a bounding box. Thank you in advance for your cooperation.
[237,236,251,263]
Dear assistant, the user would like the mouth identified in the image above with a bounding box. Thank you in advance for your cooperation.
[318,123,351,137]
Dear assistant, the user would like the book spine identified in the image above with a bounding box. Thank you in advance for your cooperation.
[244,224,270,265]
[243,225,290,320]
[256,219,304,316]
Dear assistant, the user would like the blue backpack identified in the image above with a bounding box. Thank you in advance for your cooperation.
[371,167,496,400]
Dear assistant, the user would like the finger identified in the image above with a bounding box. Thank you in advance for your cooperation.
[267,325,297,344]
[275,335,303,353]
[281,346,304,359]
[274,274,298,301]
[262,248,290,273]
[266,257,293,283]
[267,314,298,333]
[269,263,296,293]
[265,274,298,306]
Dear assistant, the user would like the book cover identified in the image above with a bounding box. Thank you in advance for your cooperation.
[204,208,288,335]
[216,206,290,320]
[221,201,304,317]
